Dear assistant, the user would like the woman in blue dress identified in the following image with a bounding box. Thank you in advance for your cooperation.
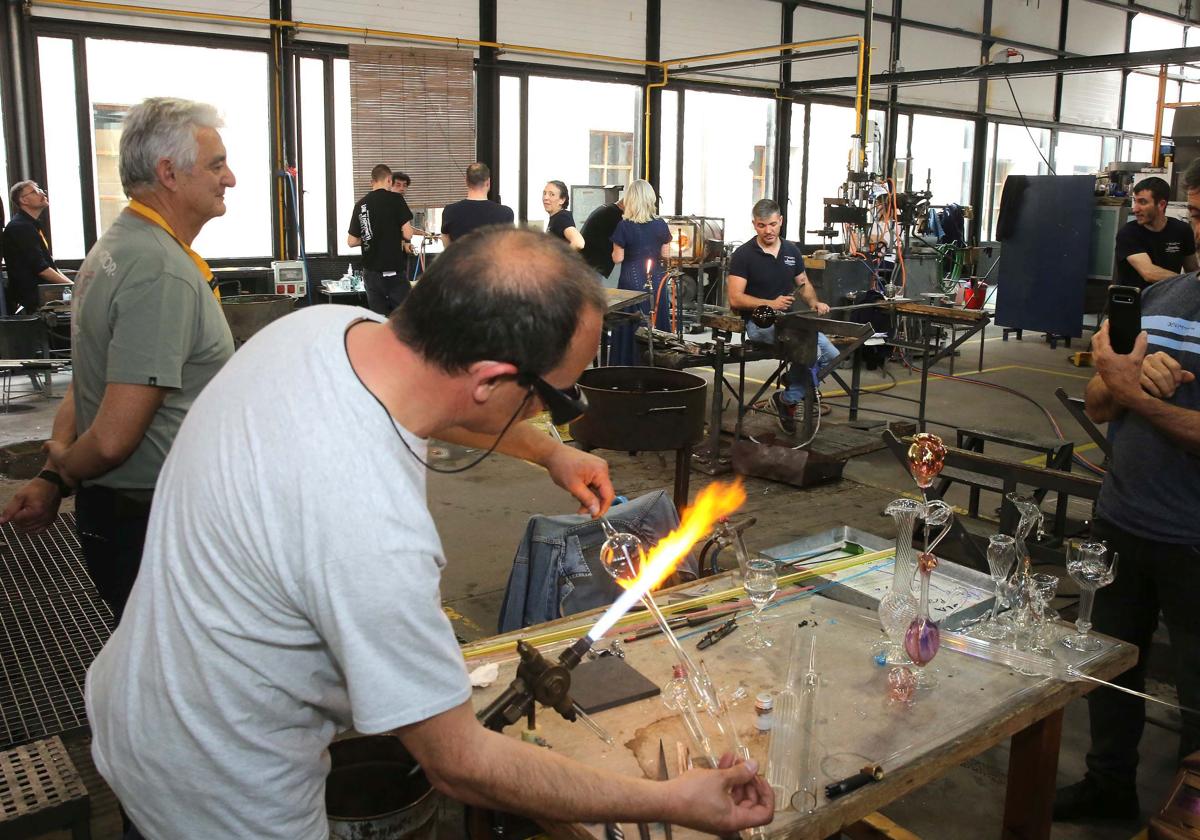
[609,179,672,366]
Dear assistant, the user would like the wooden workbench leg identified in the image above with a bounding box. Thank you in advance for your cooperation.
[1001,708,1064,840]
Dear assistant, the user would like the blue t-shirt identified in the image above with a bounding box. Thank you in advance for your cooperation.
[1096,272,1200,543]
[611,218,671,292]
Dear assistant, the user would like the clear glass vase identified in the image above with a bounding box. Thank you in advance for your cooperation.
[879,499,922,663]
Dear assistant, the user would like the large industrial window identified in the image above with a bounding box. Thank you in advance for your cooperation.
[525,77,639,225]
[334,58,356,257]
[682,90,775,245]
[785,104,805,239]
[84,37,271,259]
[1122,136,1154,162]
[983,122,1052,240]
[1053,132,1103,176]
[803,103,885,247]
[909,115,974,207]
[499,75,521,215]
[0,80,7,206]
[37,37,87,260]
[891,113,910,189]
[590,131,634,187]
[298,57,328,256]
[658,90,678,216]
[751,146,769,202]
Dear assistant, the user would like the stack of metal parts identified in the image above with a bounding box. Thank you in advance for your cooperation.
[0,514,114,750]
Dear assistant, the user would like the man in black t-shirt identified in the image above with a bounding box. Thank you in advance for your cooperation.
[727,199,833,437]
[1114,176,1197,289]
[440,162,514,246]
[348,163,414,316]
[580,199,624,277]
[3,180,73,315]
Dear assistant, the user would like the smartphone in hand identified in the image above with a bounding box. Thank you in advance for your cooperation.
[1107,285,1141,355]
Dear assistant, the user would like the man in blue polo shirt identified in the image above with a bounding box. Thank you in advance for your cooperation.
[727,199,832,435]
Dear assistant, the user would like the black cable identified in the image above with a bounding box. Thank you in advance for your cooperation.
[344,321,533,474]
[1004,75,1056,176]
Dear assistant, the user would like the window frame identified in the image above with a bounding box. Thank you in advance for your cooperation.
[29,17,281,265]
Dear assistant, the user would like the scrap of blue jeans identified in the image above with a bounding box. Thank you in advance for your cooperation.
[497,489,685,633]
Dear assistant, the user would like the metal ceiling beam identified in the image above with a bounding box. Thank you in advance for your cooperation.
[766,0,1197,27]
[774,0,1076,57]
[789,45,1200,94]
[1074,0,1197,25]
[671,44,856,75]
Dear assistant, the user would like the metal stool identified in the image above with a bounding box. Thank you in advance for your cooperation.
[0,736,91,839]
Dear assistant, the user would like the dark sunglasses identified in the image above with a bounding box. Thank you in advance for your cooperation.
[518,374,589,426]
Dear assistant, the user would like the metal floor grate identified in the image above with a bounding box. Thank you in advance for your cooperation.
[0,515,113,750]
[0,514,96,602]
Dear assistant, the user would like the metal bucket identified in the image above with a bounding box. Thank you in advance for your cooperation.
[569,366,707,453]
[326,735,440,840]
[220,293,296,346]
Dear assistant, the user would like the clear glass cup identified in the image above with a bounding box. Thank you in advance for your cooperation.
[979,534,1017,640]
[1062,541,1117,652]
[743,559,779,650]
[1030,572,1059,652]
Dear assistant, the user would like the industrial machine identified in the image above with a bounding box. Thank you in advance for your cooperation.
[661,215,727,335]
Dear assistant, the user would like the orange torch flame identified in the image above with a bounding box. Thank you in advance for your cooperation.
[589,480,746,641]
[620,480,746,593]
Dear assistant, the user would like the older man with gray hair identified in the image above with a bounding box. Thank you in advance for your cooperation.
[0,97,236,620]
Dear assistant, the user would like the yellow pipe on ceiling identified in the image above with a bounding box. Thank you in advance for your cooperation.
[33,0,867,201]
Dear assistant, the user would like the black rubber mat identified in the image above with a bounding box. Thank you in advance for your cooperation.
[0,515,113,750]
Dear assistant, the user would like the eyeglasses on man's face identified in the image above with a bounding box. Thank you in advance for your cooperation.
[20,187,46,201]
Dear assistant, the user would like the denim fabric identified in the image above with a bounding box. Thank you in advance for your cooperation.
[743,322,838,404]
[497,489,684,633]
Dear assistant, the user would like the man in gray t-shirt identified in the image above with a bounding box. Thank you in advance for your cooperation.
[87,227,774,839]
[1055,164,1200,823]
[0,98,235,619]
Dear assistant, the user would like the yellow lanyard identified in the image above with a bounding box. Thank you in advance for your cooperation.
[126,200,220,300]
[37,229,49,251]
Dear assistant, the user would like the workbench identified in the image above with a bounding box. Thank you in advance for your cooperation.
[464,568,1134,840]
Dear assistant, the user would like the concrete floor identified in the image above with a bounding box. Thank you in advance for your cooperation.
[2,328,1182,839]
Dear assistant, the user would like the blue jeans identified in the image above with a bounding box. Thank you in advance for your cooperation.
[497,489,683,633]
[744,322,838,405]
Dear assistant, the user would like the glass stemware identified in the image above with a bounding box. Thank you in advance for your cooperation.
[979,534,1018,640]
[1063,541,1118,652]
[744,558,779,650]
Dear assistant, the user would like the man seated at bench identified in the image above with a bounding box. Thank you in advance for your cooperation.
[727,199,831,436]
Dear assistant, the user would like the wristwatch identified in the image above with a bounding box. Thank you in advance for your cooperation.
[37,469,74,497]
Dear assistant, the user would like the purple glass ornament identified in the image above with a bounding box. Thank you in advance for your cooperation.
[904,616,940,665]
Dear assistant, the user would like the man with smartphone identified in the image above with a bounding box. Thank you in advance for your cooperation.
[1114,176,1197,290]
[1055,166,1200,823]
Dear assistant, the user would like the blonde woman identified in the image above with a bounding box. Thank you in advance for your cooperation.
[609,179,671,365]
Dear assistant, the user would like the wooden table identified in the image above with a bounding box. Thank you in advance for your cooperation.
[604,287,651,314]
[464,584,1134,840]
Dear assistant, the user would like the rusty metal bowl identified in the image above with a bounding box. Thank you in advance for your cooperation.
[569,366,706,453]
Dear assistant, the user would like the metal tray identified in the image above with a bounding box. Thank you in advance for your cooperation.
[762,525,996,631]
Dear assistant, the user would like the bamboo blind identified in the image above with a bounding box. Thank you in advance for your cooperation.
[349,44,476,209]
